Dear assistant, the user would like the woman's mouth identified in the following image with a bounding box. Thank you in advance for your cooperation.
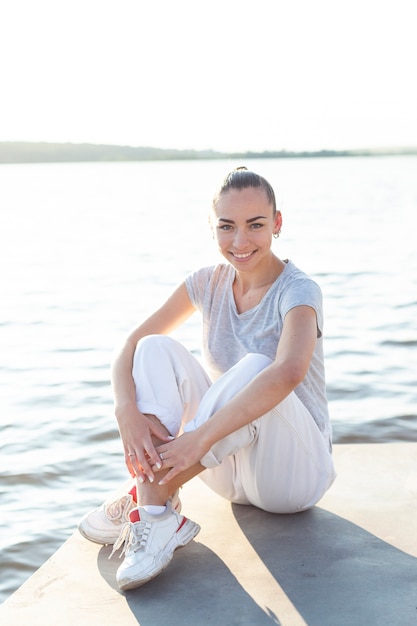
[230,251,256,261]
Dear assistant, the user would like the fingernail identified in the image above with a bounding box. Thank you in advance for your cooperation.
[138,476,144,483]
[167,436,175,440]
[155,462,162,470]
[148,475,154,483]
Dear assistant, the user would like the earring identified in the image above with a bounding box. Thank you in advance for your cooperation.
[273,229,281,239]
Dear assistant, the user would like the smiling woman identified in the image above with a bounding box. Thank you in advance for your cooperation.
[78,166,336,591]
[210,170,284,310]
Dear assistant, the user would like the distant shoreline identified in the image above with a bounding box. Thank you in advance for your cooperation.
[1,141,416,164]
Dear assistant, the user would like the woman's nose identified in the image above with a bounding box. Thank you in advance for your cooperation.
[233,228,248,248]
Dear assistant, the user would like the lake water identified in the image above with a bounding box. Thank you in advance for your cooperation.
[1,156,416,603]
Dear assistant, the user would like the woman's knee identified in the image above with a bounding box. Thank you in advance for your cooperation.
[136,334,177,354]
[133,335,185,368]
[229,353,273,378]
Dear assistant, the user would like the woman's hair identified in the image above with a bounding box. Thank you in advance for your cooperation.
[212,166,277,214]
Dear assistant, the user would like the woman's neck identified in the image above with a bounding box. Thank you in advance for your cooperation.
[233,254,285,295]
[232,255,285,313]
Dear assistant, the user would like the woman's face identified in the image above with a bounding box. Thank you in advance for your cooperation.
[211,186,282,271]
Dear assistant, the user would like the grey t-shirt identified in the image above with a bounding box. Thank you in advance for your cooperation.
[185,260,331,443]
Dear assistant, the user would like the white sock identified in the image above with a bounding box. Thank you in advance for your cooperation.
[143,505,166,516]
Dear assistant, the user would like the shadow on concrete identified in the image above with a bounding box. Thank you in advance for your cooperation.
[96,505,417,626]
[231,504,417,626]
[97,540,279,625]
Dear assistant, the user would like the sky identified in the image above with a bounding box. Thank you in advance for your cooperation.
[0,0,416,153]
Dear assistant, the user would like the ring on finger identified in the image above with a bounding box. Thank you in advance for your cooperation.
[128,452,136,457]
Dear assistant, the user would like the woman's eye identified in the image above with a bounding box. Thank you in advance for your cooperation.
[250,223,263,229]
[219,224,232,231]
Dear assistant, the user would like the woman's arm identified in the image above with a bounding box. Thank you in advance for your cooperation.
[158,305,318,483]
[200,305,317,443]
[111,282,196,481]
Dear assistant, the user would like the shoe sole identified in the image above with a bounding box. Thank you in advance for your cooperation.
[117,519,200,591]
[77,523,119,546]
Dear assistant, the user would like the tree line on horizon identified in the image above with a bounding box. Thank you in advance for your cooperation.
[0,141,415,164]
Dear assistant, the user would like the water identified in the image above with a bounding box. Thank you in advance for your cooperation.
[0,156,416,603]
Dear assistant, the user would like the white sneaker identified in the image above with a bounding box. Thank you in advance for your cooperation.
[113,501,200,590]
[78,490,182,545]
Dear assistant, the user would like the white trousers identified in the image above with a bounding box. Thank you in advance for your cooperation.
[133,335,336,514]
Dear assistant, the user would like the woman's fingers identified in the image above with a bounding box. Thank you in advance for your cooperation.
[125,445,156,482]
[122,415,175,482]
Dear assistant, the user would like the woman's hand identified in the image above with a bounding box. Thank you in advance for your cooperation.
[154,431,209,485]
[117,407,173,483]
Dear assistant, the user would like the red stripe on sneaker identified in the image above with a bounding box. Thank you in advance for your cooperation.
[176,517,187,532]
[129,508,140,523]
[128,484,137,502]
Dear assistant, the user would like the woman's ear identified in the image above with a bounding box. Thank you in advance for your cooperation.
[273,210,283,236]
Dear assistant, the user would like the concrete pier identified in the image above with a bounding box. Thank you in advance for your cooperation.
[1,443,416,625]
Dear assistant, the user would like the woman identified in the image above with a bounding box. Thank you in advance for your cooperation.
[78,167,336,591]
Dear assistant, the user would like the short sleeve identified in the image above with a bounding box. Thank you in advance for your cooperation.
[280,277,323,337]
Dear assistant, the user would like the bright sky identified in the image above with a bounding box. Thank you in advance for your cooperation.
[1,0,416,152]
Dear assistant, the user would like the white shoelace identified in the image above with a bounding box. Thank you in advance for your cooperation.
[104,494,133,522]
[108,520,151,560]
